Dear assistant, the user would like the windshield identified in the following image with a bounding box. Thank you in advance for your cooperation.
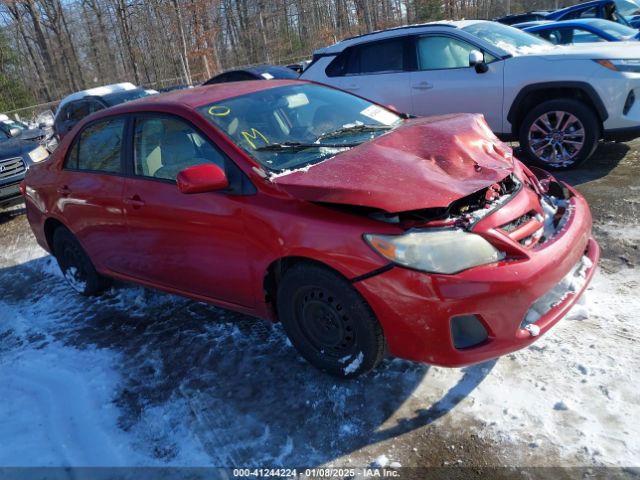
[463,22,553,55]
[102,88,155,107]
[199,84,402,172]
[616,0,640,16]
[590,18,638,38]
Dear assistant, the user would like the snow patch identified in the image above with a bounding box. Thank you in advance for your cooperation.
[373,454,389,467]
[0,346,140,466]
[64,267,87,293]
[268,163,316,180]
[343,352,364,375]
[494,41,554,56]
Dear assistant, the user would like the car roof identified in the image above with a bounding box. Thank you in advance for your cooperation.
[56,82,139,114]
[212,65,298,80]
[313,20,490,55]
[556,0,614,12]
[522,18,625,29]
[94,79,305,115]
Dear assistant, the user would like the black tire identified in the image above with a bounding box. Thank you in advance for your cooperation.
[518,98,599,170]
[277,262,385,378]
[52,227,111,296]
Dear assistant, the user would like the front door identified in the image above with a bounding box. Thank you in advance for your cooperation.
[409,34,505,132]
[119,114,254,308]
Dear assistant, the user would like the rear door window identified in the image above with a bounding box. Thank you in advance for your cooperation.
[345,37,407,75]
[65,117,125,173]
[67,101,90,122]
[563,6,598,19]
[87,99,106,114]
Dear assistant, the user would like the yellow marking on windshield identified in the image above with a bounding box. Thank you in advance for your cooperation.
[208,105,231,116]
[241,128,269,149]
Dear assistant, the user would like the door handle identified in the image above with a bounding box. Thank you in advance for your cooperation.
[412,82,434,90]
[124,195,145,209]
[57,185,71,196]
[343,84,360,91]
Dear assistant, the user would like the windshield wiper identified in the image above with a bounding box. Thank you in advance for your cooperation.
[254,141,360,152]
[317,124,393,141]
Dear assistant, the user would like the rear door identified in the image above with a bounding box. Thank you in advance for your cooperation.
[57,115,129,272]
[330,36,414,113]
[409,34,505,132]
[119,113,255,308]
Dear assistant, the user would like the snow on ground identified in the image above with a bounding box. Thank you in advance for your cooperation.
[458,267,639,466]
[0,219,638,467]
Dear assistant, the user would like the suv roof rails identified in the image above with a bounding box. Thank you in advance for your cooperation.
[342,22,457,42]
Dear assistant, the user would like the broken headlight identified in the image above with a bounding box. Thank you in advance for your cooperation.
[364,229,505,274]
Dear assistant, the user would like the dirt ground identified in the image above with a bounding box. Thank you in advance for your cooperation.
[0,140,638,473]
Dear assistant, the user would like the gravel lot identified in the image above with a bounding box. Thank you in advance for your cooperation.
[0,141,638,472]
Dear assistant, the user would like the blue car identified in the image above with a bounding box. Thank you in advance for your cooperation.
[497,0,640,29]
[517,18,640,44]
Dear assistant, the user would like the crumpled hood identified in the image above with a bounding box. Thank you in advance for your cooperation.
[272,114,515,213]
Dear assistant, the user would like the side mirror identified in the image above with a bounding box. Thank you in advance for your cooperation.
[9,127,21,138]
[469,50,489,74]
[177,163,229,194]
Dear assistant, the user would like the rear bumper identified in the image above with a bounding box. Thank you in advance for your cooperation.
[354,187,599,367]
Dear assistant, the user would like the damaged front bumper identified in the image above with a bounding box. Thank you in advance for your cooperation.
[353,171,599,367]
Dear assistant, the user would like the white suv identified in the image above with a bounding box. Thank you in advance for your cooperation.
[301,20,640,169]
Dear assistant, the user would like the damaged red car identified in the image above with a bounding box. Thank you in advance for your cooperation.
[22,80,599,378]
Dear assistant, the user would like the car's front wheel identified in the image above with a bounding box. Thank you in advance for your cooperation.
[519,98,599,170]
[277,263,385,378]
[52,227,111,296]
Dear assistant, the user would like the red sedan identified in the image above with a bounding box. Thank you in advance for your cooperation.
[22,80,599,378]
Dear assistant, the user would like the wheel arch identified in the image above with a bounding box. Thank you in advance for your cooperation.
[508,82,607,136]
[262,256,357,321]
[43,217,69,253]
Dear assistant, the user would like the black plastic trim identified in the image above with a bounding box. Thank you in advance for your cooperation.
[507,82,609,127]
[603,126,640,142]
[351,263,395,283]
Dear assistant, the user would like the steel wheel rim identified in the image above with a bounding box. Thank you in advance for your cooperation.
[527,110,585,167]
[294,287,356,357]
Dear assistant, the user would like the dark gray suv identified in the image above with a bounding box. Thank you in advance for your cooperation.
[0,136,49,207]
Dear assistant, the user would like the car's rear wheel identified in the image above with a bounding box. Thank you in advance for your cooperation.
[277,263,385,378]
[519,98,599,170]
[52,227,110,296]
